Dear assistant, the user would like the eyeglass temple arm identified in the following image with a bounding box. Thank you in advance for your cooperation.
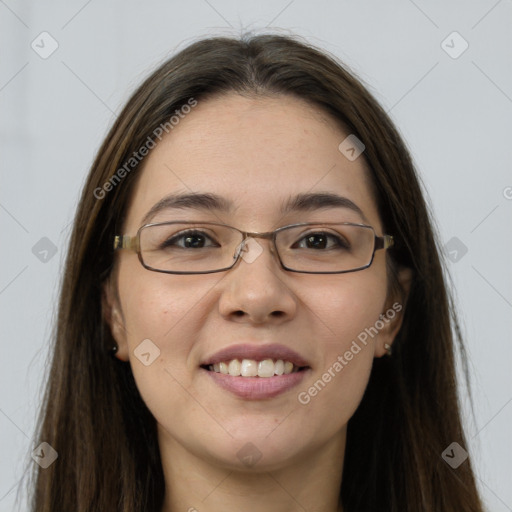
[113,235,140,252]
[375,234,394,251]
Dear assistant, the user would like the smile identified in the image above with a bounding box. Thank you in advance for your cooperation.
[199,343,311,399]
[204,358,304,377]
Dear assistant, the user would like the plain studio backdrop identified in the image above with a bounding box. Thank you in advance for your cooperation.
[0,1,511,510]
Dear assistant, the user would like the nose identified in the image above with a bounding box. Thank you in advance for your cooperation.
[217,236,297,324]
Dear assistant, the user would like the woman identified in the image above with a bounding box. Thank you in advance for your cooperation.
[28,33,485,511]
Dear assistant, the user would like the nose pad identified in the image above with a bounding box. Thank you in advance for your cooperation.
[234,237,265,265]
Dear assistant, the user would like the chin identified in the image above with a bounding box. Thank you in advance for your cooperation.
[205,438,303,473]
[194,420,315,472]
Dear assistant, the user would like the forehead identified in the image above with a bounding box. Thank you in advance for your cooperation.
[123,93,381,231]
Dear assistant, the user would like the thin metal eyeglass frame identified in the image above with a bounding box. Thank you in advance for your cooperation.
[113,221,394,275]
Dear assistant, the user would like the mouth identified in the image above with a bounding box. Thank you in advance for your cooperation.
[199,344,311,400]
[200,358,308,377]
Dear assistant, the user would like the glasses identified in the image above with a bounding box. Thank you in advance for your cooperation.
[113,221,394,275]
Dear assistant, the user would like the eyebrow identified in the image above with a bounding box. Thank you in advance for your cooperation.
[282,192,368,222]
[141,191,368,225]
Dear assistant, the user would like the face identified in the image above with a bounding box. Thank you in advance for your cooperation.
[104,93,406,472]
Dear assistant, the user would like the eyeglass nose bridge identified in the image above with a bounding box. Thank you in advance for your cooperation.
[232,230,278,263]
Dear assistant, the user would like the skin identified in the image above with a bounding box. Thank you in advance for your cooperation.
[104,93,410,512]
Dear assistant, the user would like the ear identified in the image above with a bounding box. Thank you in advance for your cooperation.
[375,266,413,358]
[102,277,130,362]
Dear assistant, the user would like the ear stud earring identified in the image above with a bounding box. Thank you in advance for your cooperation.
[384,343,392,356]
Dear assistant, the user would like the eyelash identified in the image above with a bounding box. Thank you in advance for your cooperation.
[161,229,349,250]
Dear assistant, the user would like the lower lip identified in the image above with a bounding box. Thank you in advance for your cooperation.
[202,368,310,400]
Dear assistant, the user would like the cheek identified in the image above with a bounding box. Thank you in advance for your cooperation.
[118,260,215,351]
[295,266,387,425]
[304,260,388,349]
[116,265,216,404]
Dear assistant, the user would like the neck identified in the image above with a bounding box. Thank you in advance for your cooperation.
[158,427,346,512]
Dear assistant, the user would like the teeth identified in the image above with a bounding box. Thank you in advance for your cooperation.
[258,359,274,378]
[241,359,258,377]
[208,358,301,376]
[228,359,241,376]
[274,359,284,375]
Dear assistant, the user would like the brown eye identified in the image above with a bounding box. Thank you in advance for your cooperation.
[293,232,349,250]
[161,230,218,249]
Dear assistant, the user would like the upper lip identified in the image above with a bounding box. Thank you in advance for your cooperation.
[201,343,310,368]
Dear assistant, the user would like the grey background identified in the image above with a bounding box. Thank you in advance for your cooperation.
[1,1,511,510]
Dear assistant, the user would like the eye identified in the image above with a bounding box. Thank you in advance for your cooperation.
[160,229,219,249]
[293,231,350,250]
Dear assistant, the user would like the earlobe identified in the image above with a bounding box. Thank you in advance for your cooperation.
[102,279,129,362]
[375,303,404,357]
[376,266,413,358]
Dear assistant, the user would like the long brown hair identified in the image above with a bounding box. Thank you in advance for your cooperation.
[26,32,485,511]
